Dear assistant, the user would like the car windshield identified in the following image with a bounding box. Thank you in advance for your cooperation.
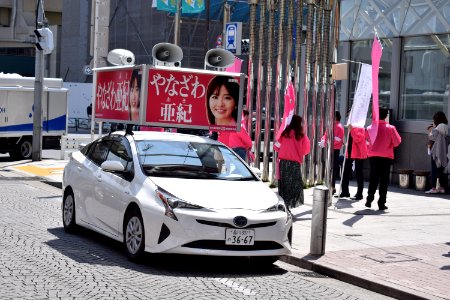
[136,140,256,180]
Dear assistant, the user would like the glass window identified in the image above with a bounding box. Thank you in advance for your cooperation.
[399,35,450,120]
[106,137,134,177]
[87,138,112,166]
[349,38,392,119]
[137,140,256,181]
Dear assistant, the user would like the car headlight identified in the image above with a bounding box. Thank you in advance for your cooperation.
[155,187,203,221]
[265,199,287,212]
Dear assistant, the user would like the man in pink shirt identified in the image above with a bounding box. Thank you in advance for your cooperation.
[365,107,402,210]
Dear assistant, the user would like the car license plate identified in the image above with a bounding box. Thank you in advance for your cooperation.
[225,228,255,245]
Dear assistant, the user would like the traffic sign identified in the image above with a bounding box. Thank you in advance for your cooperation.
[225,22,242,55]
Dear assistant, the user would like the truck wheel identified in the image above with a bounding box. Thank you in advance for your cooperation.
[10,139,32,160]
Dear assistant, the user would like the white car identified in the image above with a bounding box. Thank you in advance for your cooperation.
[62,131,292,264]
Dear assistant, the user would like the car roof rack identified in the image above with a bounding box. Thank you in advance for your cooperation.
[125,124,134,136]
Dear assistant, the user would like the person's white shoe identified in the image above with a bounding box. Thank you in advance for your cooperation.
[425,188,438,194]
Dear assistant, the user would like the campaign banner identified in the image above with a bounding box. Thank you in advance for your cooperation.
[182,0,205,13]
[156,0,177,12]
[94,66,144,124]
[348,63,372,127]
[145,67,244,131]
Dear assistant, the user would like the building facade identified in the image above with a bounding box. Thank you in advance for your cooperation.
[336,0,450,175]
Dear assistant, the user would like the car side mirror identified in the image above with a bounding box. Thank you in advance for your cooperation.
[101,160,125,172]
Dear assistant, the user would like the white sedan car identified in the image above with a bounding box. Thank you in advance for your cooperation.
[62,131,292,264]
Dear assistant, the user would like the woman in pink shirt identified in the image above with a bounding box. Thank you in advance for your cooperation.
[365,107,401,210]
[274,114,311,209]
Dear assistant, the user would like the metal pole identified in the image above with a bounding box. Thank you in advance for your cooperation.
[294,0,304,115]
[174,0,182,45]
[254,0,266,168]
[310,185,328,255]
[262,0,275,182]
[303,0,315,185]
[330,0,342,203]
[222,3,230,49]
[270,0,286,184]
[315,1,325,184]
[32,0,44,161]
[90,0,100,141]
[322,5,334,205]
[246,0,258,139]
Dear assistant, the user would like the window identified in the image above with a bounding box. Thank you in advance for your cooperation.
[400,35,450,120]
[106,137,134,178]
[0,8,11,27]
[87,139,112,166]
[137,140,256,180]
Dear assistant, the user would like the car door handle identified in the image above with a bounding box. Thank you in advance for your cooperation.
[97,175,102,182]
[124,191,130,195]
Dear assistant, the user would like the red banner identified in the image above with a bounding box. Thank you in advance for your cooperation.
[145,67,243,131]
[95,66,143,124]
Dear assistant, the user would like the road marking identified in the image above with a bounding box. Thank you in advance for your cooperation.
[215,278,256,296]
[14,165,63,177]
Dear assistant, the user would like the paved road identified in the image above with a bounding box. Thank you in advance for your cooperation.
[0,178,391,300]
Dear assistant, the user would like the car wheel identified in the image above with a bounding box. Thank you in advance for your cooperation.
[62,192,78,233]
[123,208,145,261]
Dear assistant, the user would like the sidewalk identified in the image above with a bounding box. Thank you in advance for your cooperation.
[2,156,450,300]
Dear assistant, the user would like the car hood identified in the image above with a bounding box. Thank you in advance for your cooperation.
[150,177,279,210]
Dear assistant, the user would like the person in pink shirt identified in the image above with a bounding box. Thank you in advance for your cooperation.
[319,111,345,195]
[365,107,401,210]
[340,125,367,200]
[274,114,311,209]
[218,128,252,161]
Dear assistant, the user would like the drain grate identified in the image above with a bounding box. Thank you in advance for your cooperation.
[362,252,420,263]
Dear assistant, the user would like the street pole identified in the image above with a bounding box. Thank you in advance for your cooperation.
[32,0,44,161]
[174,0,182,45]
[90,0,100,141]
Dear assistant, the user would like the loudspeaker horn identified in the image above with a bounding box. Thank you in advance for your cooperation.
[204,48,235,69]
[152,43,183,66]
[107,49,135,66]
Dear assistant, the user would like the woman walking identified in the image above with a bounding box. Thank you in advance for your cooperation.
[274,115,310,209]
[426,111,449,194]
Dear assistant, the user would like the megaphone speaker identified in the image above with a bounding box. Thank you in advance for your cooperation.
[107,49,135,66]
[204,49,235,69]
[152,43,183,64]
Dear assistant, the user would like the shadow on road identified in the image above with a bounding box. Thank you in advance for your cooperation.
[46,227,288,277]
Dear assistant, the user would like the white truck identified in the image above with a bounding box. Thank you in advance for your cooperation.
[0,74,68,159]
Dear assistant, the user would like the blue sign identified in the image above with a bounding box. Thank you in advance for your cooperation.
[225,22,241,54]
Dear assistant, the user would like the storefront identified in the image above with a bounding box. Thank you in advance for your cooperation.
[336,0,450,174]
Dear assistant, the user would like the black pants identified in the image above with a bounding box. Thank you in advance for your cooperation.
[331,149,340,189]
[341,157,364,196]
[367,157,392,206]
[430,157,448,191]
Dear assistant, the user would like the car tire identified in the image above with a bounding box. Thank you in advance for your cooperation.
[123,208,145,262]
[62,192,78,233]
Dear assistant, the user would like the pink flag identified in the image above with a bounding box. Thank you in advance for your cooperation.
[367,35,382,144]
[276,80,296,142]
[225,57,243,73]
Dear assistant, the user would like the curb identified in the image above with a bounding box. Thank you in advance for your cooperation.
[280,255,430,300]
